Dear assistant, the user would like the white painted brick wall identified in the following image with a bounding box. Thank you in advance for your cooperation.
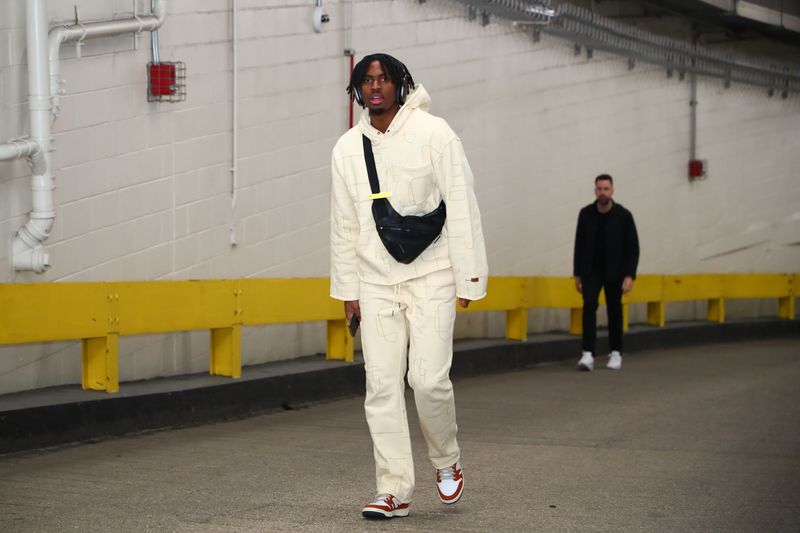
[1,0,798,394]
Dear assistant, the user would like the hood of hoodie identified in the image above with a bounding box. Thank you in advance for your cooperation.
[358,84,431,141]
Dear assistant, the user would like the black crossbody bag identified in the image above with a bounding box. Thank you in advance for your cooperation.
[362,135,446,264]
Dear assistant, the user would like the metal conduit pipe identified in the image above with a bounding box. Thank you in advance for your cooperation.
[11,0,168,273]
[689,72,697,161]
[456,0,800,95]
[345,0,354,129]
[230,0,239,246]
[151,0,161,64]
[689,69,698,164]
[48,0,167,120]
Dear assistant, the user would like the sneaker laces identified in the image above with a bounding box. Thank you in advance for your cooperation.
[374,494,396,506]
[437,464,459,482]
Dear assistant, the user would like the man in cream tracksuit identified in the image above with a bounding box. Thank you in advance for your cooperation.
[329,53,488,519]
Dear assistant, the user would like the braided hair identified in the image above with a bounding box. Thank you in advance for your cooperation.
[347,53,415,106]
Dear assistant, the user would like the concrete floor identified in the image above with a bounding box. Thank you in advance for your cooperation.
[1,337,798,532]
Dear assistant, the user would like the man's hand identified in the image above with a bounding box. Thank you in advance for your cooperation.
[574,276,582,294]
[622,276,634,294]
[458,276,481,308]
[344,300,361,321]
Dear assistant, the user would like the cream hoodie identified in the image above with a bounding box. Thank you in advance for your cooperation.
[329,85,488,301]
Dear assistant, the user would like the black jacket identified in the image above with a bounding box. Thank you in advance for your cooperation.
[573,201,639,281]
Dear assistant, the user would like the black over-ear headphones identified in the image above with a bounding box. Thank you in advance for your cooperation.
[353,56,412,107]
[396,64,410,105]
[354,85,364,107]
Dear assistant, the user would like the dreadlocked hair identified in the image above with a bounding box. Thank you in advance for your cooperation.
[346,53,415,105]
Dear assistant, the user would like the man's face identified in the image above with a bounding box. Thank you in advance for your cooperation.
[360,60,397,115]
[594,179,614,206]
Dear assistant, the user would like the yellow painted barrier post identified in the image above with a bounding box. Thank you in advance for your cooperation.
[210,325,242,377]
[505,308,528,341]
[81,334,119,393]
[778,296,795,320]
[326,319,354,362]
[210,285,242,378]
[647,301,665,327]
[778,274,796,320]
[708,298,725,323]
[569,308,582,335]
[81,289,120,393]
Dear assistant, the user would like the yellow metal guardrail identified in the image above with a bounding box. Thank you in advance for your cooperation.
[0,274,796,393]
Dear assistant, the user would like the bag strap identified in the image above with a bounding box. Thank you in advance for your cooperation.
[362,135,389,219]
[362,135,380,195]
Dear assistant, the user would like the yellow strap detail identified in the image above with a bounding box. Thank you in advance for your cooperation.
[369,192,391,199]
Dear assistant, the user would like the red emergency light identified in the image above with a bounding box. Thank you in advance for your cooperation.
[688,159,706,180]
[147,61,186,102]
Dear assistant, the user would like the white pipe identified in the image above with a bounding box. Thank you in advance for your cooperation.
[48,0,167,120]
[689,71,698,162]
[0,139,46,175]
[345,0,353,52]
[230,0,239,246]
[12,0,168,273]
[13,0,54,274]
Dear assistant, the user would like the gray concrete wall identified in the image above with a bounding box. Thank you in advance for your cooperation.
[1,0,798,394]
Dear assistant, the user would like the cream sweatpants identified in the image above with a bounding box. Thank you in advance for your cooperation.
[359,267,460,504]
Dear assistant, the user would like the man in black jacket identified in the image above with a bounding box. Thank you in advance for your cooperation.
[573,174,639,371]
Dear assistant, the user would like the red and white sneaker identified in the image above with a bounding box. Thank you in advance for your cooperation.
[436,461,464,504]
[361,494,410,519]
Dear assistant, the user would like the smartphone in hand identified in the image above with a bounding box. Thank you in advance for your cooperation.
[348,314,360,337]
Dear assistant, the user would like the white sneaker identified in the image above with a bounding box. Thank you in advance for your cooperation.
[577,351,594,371]
[607,351,622,370]
[436,461,464,504]
[361,494,409,519]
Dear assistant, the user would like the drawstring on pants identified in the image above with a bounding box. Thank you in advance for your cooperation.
[392,284,400,316]
[390,282,415,317]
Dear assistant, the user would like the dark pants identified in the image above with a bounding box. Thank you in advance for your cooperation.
[581,273,623,354]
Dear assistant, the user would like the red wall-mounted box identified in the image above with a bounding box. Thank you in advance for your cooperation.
[688,159,705,179]
[149,63,176,96]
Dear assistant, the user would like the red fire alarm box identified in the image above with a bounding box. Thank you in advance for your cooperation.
[147,61,186,103]
[688,159,706,180]
[150,63,175,95]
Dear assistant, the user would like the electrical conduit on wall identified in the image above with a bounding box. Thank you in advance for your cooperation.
[6,0,168,273]
[345,0,354,128]
[230,0,239,247]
